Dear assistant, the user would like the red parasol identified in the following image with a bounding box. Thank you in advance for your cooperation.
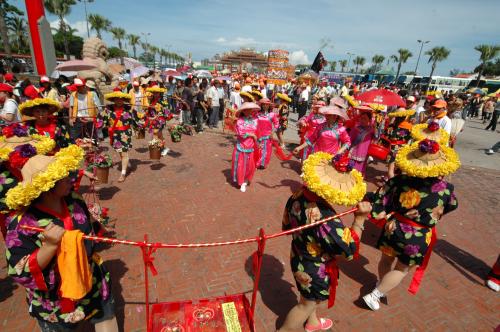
[355,89,406,107]
[164,70,181,77]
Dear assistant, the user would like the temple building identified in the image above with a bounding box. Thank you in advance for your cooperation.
[210,48,268,73]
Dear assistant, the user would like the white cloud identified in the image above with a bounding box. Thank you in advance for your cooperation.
[216,37,226,43]
[49,19,88,38]
[289,50,310,65]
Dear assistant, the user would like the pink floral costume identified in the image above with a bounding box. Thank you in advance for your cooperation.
[231,116,258,186]
[256,111,279,168]
[300,113,326,160]
[348,124,374,175]
[306,122,351,156]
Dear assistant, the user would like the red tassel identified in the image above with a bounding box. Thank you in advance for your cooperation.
[271,140,294,161]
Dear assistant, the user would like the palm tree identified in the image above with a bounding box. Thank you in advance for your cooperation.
[339,60,347,72]
[329,60,337,72]
[44,0,76,60]
[390,48,412,82]
[7,16,27,53]
[0,4,12,62]
[425,46,451,92]
[353,56,365,73]
[371,54,385,73]
[88,13,111,39]
[127,34,140,59]
[149,46,158,69]
[109,27,125,64]
[473,44,500,86]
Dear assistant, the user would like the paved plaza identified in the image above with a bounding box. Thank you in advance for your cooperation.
[0,121,499,332]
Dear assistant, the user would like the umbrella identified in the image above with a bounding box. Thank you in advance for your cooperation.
[55,60,97,72]
[50,70,77,79]
[355,89,406,107]
[164,69,181,77]
[130,66,150,78]
[193,70,212,79]
[215,76,231,82]
[107,57,143,70]
[468,88,486,95]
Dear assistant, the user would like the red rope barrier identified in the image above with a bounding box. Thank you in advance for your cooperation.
[19,207,358,248]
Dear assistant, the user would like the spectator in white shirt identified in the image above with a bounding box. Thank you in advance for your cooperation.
[207,80,221,128]
[298,83,309,118]
[241,77,252,93]
[431,99,452,134]
[0,83,21,123]
[230,83,243,109]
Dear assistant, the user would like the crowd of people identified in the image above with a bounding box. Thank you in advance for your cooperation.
[0,67,498,332]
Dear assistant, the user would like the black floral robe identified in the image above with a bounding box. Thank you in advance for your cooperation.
[26,119,72,149]
[4,192,112,328]
[99,106,136,153]
[282,188,358,301]
[369,174,458,266]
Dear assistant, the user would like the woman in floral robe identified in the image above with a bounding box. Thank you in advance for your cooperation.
[363,174,458,311]
[278,187,371,332]
[0,164,17,237]
[101,92,136,182]
[5,191,115,331]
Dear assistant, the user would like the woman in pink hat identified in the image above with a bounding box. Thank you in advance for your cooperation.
[231,102,259,192]
[256,98,278,169]
[348,108,375,175]
[293,105,351,157]
[297,100,326,161]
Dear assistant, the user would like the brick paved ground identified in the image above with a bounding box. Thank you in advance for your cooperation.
[0,130,499,332]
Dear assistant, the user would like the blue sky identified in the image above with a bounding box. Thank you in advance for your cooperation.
[14,0,500,75]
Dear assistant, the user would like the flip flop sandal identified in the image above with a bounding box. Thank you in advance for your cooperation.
[304,317,333,332]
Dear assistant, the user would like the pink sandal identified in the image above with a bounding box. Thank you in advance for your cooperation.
[304,318,333,332]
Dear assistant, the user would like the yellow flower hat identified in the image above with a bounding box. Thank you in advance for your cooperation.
[395,140,460,178]
[239,91,255,102]
[146,86,166,93]
[18,98,61,116]
[276,93,292,103]
[388,108,416,118]
[302,152,367,206]
[411,123,450,146]
[250,90,263,99]
[6,144,84,210]
[0,134,56,161]
[104,91,131,100]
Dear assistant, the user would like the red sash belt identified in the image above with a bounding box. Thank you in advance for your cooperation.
[390,139,407,146]
[392,212,436,294]
[325,227,361,308]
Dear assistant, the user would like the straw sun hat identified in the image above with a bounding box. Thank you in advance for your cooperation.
[411,122,450,146]
[5,145,84,210]
[302,152,366,206]
[395,139,460,178]
[18,98,61,117]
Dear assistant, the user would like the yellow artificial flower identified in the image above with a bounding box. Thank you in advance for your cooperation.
[399,189,421,209]
[388,109,416,118]
[425,230,432,246]
[306,241,322,257]
[411,124,450,145]
[341,227,353,245]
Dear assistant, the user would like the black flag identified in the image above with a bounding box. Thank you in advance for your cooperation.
[311,51,327,73]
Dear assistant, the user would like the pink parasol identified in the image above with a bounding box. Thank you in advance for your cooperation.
[355,89,406,107]
[55,59,97,72]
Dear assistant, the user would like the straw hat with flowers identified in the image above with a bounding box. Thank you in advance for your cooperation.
[411,122,450,146]
[395,139,460,178]
[5,144,84,210]
[276,93,291,103]
[239,91,255,102]
[104,91,131,101]
[18,98,61,117]
[388,108,416,118]
[146,86,166,93]
[0,124,55,161]
[302,152,367,206]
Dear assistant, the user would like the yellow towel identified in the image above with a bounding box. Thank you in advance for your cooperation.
[57,230,92,300]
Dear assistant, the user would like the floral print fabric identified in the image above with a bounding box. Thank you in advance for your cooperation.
[4,193,112,328]
[99,106,136,152]
[27,119,72,149]
[370,174,458,266]
[282,188,357,301]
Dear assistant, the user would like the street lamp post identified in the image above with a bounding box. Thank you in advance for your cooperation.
[347,52,354,73]
[141,32,151,66]
[414,39,430,75]
[165,44,171,67]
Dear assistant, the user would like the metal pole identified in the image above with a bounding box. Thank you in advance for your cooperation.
[347,52,354,73]
[414,40,429,75]
[83,0,90,38]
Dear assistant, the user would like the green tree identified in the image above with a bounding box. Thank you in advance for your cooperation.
[108,46,126,59]
[88,13,111,39]
[353,56,365,73]
[149,45,158,69]
[44,0,76,60]
[425,46,451,91]
[52,28,83,58]
[474,58,500,76]
[0,1,23,64]
[390,48,412,83]
[127,34,140,59]
[473,44,500,86]
[7,16,27,53]
[371,54,385,73]
[339,59,347,72]
[329,60,337,72]
[109,26,125,64]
